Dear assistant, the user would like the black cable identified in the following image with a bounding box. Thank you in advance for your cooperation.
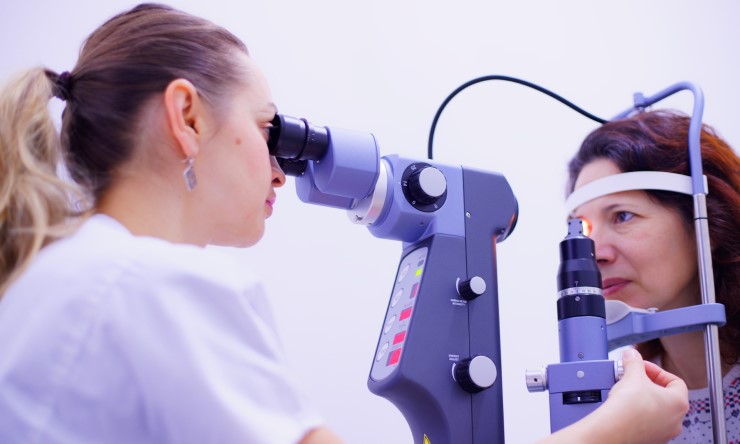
[428,75,607,159]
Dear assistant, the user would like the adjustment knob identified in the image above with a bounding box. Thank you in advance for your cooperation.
[453,355,498,393]
[525,367,548,392]
[407,166,446,205]
[457,276,487,301]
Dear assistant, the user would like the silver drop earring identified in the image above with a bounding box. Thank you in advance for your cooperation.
[182,157,197,192]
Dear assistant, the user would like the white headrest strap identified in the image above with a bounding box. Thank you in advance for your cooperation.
[565,171,707,215]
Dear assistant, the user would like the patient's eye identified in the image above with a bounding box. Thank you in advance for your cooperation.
[614,211,634,224]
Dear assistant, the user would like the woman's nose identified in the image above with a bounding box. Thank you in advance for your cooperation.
[589,225,616,264]
[271,156,286,188]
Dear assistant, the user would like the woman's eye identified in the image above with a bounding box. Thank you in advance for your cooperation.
[614,211,634,224]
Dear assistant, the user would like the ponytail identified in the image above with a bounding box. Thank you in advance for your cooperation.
[0,68,86,295]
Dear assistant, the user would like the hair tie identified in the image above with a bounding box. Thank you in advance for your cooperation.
[53,71,73,101]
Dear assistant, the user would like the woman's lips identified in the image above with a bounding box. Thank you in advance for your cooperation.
[602,278,629,297]
[265,196,276,216]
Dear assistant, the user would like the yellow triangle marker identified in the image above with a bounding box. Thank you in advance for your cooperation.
[423,434,431,444]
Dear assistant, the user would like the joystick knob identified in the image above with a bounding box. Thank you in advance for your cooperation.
[453,355,498,393]
[457,276,487,301]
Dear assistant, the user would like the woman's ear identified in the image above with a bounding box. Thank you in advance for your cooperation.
[163,78,203,159]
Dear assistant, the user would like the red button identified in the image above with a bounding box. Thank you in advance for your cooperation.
[393,331,406,345]
[399,307,412,321]
[388,348,402,366]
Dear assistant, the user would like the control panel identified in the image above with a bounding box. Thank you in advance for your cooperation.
[371,247,428,381]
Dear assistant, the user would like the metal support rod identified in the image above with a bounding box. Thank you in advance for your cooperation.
[695,196,727,444]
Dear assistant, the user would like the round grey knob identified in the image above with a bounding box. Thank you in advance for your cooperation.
[457,276,487,301]
[454,355,498,393]
[408,167,446,205]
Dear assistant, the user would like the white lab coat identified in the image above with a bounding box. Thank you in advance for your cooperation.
[0,214,321,443]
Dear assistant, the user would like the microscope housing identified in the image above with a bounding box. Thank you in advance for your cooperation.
[268,113,518,443]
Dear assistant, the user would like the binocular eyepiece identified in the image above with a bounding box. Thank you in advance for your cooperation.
[268,114,330,176]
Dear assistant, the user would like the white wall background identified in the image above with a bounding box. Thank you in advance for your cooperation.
[3,1,739,442]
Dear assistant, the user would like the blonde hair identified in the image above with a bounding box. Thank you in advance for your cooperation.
[0,68,86,295]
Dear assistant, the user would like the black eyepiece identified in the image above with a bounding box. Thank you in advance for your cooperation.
[268,114,330,165]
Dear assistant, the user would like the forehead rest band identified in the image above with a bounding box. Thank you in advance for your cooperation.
[565,171,708,215]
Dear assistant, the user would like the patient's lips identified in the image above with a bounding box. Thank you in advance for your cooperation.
[602,278,629,298]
